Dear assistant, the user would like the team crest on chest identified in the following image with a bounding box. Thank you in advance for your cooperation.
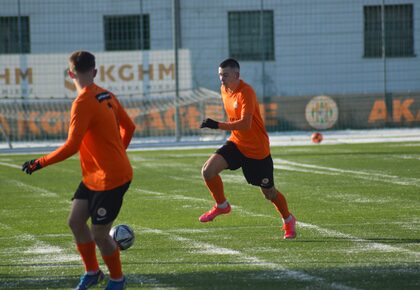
[233,101,238,109]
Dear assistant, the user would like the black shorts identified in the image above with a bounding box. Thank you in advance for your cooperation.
[216,141,274,188]
[73,181,131,225]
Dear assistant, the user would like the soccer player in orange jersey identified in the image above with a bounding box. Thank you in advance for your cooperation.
[22,51,135,290]
[199,58,296,239]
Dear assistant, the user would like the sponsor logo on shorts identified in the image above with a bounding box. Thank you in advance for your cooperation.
[97,207,107,217]
[261,178,270,186]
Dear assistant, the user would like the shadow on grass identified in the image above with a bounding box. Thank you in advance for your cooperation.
[1,265,419,290]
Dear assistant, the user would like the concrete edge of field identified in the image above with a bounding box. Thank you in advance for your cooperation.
[1,128,419,155]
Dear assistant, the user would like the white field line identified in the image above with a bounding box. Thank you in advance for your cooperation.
[135,187,420,259]
[134,188,210,203]
[236,210,420,259]
[0,175,58,197]
[0,225,164,289]
[0,161,21,169]
[386,154,420,161]
[0,172,80,274]
[0,159,77,174]
[163,173,245,185]
[273,158,420,187]
[0,160,78,198]
[138,226,360,290]
[297,222,420,258]
[0,233,73,241]
[0,160,59,197]
[0,222,79,265]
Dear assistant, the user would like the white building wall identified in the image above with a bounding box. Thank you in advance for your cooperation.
[272,0,420,96]
[0,0,419,97]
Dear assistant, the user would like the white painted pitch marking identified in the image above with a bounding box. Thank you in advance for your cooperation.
[275,164,340,176]
[134,187,420,259]
[173,235,241,255]
[273,158,420,187]
[0,158,14,162]
[386,154,420,161]
[0,161,76,198]
[135,188,210,203]
[0,161,21,169]
[0,176,58,197]
[135,188,268,218]
[166,175,202,183]
[0,233,73,241]
[138,226,360,290]
[124,275,175,290]
[297,221,420,258]
[164,173,245,185]
[323,192,393,204]
[0,224,79,265]
[0,159,78,174]
[23,243,63,254]
[0,160,59,197]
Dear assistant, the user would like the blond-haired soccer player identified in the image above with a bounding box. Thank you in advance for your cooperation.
[199,58,296,239]
[22,51,135,289]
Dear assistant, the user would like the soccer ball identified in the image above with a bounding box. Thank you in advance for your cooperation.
[311,132,323,144]
[109,224,135,250]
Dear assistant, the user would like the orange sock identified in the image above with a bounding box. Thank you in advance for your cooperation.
[271,191,291,219]
[102,248,123,280]
[204,175,226,204]
[77,241,99,273]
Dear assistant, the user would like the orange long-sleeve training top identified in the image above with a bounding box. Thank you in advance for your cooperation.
[38,83,135,191]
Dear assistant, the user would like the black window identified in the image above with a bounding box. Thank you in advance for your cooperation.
[0,16,30,54]
[104,14,150,51]
[228,10,274,61]
[364,4,414,58]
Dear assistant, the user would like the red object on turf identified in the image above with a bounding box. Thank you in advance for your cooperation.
[311,132,323,143]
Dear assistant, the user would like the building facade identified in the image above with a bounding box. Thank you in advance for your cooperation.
[1,0,418,99]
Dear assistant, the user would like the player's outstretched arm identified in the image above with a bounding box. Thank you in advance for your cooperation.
[200,114,252,131]
[22,159,42,175]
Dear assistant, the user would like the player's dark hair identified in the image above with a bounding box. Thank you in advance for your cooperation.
[69,51,96,73]
[219,58,240,70]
